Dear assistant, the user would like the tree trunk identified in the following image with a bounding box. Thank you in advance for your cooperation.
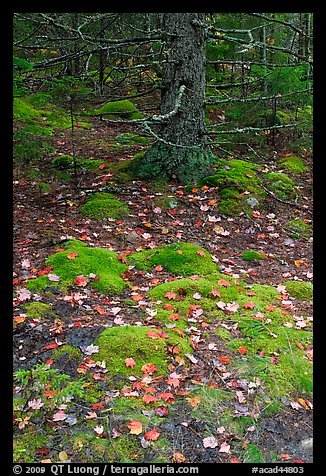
[138,13,215,183]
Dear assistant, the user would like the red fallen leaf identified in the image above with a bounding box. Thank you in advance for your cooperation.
[296,342,304,350]
[166,378,180,388]
[45,359,54,365]
[98,164,106,170]
[158,392,175,403]
[196,249,206,258]
[36,446,50,456]
[218,279,231,287]
[189,304,201,311]
[44,389,56,399]
[142,395,158,405]
[211,289,221,298]
[131,294,145,302]
[281,454,292,461]
[80,234,88,241]
[245,291,256,296]
[67,252,78,260]
[218,355,231,364]
[243,302,255,309]
[155,265,163,271]
[73,276,88,287]
[271,357,280,364]
[145,429,160,441]
[37,266,53,276]
[42,343,58,350]
[91,403,104,409]
[165,292,177,300]
[238,346,247,355]
[94,306,106,315]
[292,459,305,464]
[168,345,180,354]
[117,255,128,264]
[164,303,174,311]
[168,314,180,321]
[125,357,137,368]
[144,386,156,394]
[155,405,169,417]
[265,305,276,312]
[141,363,157,374]
[132,381,145,390]
[177,250,183,254]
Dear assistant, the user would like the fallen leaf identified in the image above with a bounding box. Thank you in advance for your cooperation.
[67,252,78,260]
[219,441,231,453]
[196,249,206,257]
[145,429,160,441]
[186,396,201,408]
[128,420,143,435]
[73,276,88,287]
[141,363,157,374]
[143,395,158,405]
[173,452,186,463]
[218,279,231,287]
[52,410,67,422]
[125,358,136,368]
[58,451,70,462]
[165,292,177,300]
[203,436,218,448]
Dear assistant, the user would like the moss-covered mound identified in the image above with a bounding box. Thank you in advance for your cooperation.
[278,155,307,174]
[266,172,297,200]
[288,218,312,240]
[128,242,219,277]
[80,192,129,220]
[95,325,170,377]
[284,280,313,301]
[198,159,266,216]
[24,302,54,320]
[87,100,143,120]
[27,239,128,294]
[116,132,150,144]
[242,250,266,261]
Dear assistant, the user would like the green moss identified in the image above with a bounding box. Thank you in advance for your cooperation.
[71,432,109,462]
[80,192,129,220]
[128,242,219,277]
[288,218,312,239]
[266,172,298,200]
[106,435,143,463]
[106,160,134,184]
[116,132,151,144]
[95,325,169,377]
[284,281,313,300]
[243,443,266,463]
[24,301,53,320]
[231,322,313,397]
[242,250,266,261]
[35,182,51,194]
[83,383,104,404]
[278,155,307,174]
[13,97,42,122]
[52,344,82,361]
[14,431,48,463]
[26,239,128,294]
[87,100,143,120]
[218,198,243,216]
[51,154,74,167]
[215,327,232,341]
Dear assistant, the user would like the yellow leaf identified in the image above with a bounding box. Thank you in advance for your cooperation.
[58,451,70,461]
[186,396,201,408]
[298,398,309,409]
[173,452,186,463]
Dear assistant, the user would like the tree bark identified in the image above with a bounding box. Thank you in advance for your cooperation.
[138,13,215,183]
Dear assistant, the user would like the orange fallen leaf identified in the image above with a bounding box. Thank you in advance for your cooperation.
[173,452,186,463]
[141,363,157,374]
[218,279,231,287]
[196,250,206,257]
[142,395,158,405]
[67,252,78,260]
[145,429,160,441]
[128,420,143,435]
[186,396,201,408]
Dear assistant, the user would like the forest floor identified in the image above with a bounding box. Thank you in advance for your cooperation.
[13,107,313,464]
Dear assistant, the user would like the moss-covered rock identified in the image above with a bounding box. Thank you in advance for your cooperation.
[278,155,307,174]
[198,159,266,216]
[95,325,169,377]
[80,192,129,220]
[51,154,74,168]
[27,239,128,294]
[266,172,298,200]
[116,132,151,144]
[284,280,313,301]
[87,100,143,120]
[242,250,266,261]
[128,242,219,277]
[52,344,82,361]
[24,301,54,320]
